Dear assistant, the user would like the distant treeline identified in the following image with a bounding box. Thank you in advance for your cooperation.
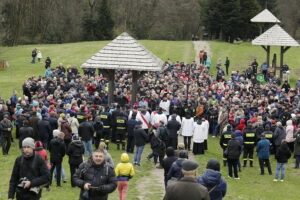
[0,0,299,46]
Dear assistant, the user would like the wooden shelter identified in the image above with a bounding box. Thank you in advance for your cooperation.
[251,9,281,23]
[252,24,299,78]
[81,32,163,104]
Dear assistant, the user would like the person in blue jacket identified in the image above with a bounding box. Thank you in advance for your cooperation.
[235,130,243,172]
[256,134,272,175]
[197,158,227,200]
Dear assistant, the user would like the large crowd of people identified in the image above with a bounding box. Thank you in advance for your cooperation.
[1,49,300,200]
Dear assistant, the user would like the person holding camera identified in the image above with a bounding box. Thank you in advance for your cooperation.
[8,137,51,200]
[73,149,117,200]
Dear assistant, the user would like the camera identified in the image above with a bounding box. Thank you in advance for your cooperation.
[17,177,29,188]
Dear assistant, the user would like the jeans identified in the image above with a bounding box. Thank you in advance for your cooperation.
[83,140,93,156]
[54,167,66,181]
[213,124,220,137]
[275,163,286,180]
[134,145,144,164]
[228,159,239,178]
[2,136,11,155]
[295,155,300,168]
[31,56,36,63]
[50,161,62,186]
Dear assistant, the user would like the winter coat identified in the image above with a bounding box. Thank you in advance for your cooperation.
[69,117,79,134]
[256,138,270,159]
[127,119,138,137]
[8,153,51,199]
[193,122,206,143]
[181,117,194,137]
[37,119,51,141]
[0,119,13,137]
[115,153,135,181]
[162,148,177,177]
[73,159,117,200]
[294,131,300,156]
[60,120,72,140]
[133,127,148,146]
[274,126,286,146]
[276,143,291,163]
[49,138,65,163]
[78,121,95,141]
[151,134,166,156]
[167,119,181,138]
[285,120,295,143]
[67,140,84,165]
[197,169,227,200]
[236,119,246,133]
[167,159,186,181]
[18,126,34,148]
[164,177,210,200]
[29,116,40,140]
[226,138,241,160]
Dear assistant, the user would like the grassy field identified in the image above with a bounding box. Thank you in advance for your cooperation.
[0,40,300,200]
[0,40,194,100]
[209,41,300,85]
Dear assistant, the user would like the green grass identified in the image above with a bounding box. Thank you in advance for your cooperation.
[209,41,300,85]
[0,40,194,100]
[1,40,300,199]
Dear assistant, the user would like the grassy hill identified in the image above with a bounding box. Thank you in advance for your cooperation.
[209,41,300,84]
[0,40,300,200]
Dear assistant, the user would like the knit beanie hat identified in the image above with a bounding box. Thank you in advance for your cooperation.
[22,137,35,149]
[206,158,220,171]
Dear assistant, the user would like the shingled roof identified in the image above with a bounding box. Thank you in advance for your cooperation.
[81,32,164,71]
[251,9,281,23]
[252,24,299,47]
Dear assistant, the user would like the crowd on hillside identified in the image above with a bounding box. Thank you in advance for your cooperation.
[1,49,300,200]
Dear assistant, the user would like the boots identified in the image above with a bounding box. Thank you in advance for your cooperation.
[243,160,247,167]
[250,160,253,167]
[223,160,227,167]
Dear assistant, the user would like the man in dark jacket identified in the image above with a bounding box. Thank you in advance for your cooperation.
[19,120,34,149]
[273,122,286,154]
[67,135,84,187]
[164,160,210,200]
[227,134,241,179]
[167,150,188,183]
[133,121,148,166]
[0,115,13,155]
[29,112,40,140]
[127,112,138,153]
[219,125,233,167]
[162,147,177,187]
[73,149,117,200]
[197,158,227,200]
[243,122,257,167]
[8,137,51,200]
[167,114,181,149]
[37,115,51,149]
[256,134,272,175]
[78,118,95,156]
[115,113,127,150]
[49,131,65,187]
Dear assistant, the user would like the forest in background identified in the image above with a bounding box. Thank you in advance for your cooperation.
[0,0,299,46]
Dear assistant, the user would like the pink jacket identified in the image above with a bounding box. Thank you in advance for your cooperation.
[286,120,295,143]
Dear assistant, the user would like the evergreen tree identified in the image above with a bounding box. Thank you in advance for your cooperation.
[257,0,277,13]
[96,0,115,40]
[239,0,260,39]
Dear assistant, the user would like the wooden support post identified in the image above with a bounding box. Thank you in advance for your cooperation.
[101,69,115,105]
[266,46,270,68]
[131,71,146,105]
[279,46,291,80]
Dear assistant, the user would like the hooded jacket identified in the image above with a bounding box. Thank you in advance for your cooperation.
[115,153,135,181]
[285,120,295,143]
[274,126,286,146]
[256,138,270,159]
[67,140,84,165]
[236,119,246,133]
[197,169,227,200]
[49,137,65,163]
[167,159,186,181]
[275,143,291,163]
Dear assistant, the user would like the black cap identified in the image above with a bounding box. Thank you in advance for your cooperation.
[206,158,220,171]
[182,160,199,171]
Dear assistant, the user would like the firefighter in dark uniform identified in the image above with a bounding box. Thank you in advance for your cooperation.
[115,113,127,150]
[99,107,112,149]
[219,125,233,166]
[262,125,274,154]
[76,107,87,124]
[111,105,121,143]
[243,121,257,167]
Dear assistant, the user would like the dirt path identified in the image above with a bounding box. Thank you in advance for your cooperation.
[136,135,197,200]
[193,41,212,65]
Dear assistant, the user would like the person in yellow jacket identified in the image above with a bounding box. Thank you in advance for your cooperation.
[115,153,135,200]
